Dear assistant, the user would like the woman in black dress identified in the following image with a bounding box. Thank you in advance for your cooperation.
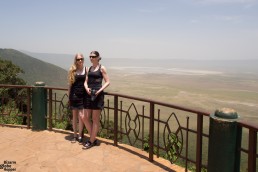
[68,53,86,143]
[83,51,110,148]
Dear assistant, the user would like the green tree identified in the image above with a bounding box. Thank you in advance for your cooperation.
[0,59,27,106]
[0,59,26,85]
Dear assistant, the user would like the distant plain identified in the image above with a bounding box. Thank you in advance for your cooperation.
[104,60,258,125]
[24,51,258,124]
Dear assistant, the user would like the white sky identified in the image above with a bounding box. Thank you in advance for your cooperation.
[0,0,258,59]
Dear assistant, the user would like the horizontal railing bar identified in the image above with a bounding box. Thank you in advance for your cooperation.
[0,84,33,89]
[180,127,209,138]
[238,119,258,131]
[241,148,249,154]
[45,86,68,91]
[105,92,210,116]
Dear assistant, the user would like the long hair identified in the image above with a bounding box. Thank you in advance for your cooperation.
[68,53,84,85]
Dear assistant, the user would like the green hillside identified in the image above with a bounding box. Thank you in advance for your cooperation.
[0,48,68,87]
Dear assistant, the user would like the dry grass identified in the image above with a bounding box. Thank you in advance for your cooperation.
[105,69,258,124]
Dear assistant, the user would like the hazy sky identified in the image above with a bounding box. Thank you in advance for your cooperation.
[0,0,258,59]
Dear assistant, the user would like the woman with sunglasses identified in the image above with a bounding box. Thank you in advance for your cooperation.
[83,51,110,149]
[68,53,86,143]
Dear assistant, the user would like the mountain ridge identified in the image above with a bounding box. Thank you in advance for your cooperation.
[21,50,258,75]
[0,48,68,87]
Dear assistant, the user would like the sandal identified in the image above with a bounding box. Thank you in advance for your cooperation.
[93,139,99,146]
[83,140,93,149]
[78,137,83,144]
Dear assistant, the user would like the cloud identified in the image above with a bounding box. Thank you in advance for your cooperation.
[192,0,257,4]
[243,3,256,8]
[189,15,242,25]
[213,15,242,23]
[136,6,167,14]
[136,8,154,13]
[190,19,201,24]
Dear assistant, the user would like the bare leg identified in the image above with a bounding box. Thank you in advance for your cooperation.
[72,109,78,137]
[83,109,93,136]
[78,109,84,138]
[90,109,101,143]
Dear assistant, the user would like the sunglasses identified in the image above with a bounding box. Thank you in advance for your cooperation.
[89,56,98,58]
[76,58,84,62]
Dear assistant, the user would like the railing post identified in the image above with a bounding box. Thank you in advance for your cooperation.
[248,128,257,172]
[208,108,240,172]
[196,113,203,172]
[114,95,118,146]
[149,102,154,162]
[32,82,47,130]
[185,116,189,171]
[26,88,31,129]
[48,88,53,131]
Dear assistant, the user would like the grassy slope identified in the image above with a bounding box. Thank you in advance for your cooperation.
[0,49,68,87]
[106,68,258,124]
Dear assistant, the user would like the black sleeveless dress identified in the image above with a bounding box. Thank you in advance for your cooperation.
[84,65,104,110]
[69,67,86,109]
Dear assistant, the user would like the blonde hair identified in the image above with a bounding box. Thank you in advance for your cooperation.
[68,53,84,85]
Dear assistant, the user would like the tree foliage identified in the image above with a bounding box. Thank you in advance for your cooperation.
[0,59,26,85]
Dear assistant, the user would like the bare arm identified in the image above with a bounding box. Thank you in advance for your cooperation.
[67,84,72,106]
[84,67,90,95]
[96,65,110,95]
[68,85,71,98]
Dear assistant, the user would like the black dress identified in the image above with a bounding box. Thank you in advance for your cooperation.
[69,67,86,109]
[84,65,104,110]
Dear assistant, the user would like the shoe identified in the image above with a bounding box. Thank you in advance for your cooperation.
[93,139,99,146]
[78,137,83,144]
[83,140,93,149]
[71,137,77,143]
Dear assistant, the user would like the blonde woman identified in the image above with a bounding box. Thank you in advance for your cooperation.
[68,53,86,143]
